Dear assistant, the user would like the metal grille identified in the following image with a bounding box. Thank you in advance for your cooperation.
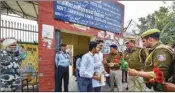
[0,19,38,43]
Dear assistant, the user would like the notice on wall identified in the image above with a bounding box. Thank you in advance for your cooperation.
[42,24,54,49]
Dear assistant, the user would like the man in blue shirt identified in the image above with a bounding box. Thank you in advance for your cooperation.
[55,44,71,92]
[79,41,101,92]
[75,54,84,91]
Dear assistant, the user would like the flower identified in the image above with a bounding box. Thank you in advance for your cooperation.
[114,59,119,63]
[116,56,122,59]
[156,77,163,83]
[155,71,163,78]
[153,67,160,73]
[148,67,164,91]
[113,56,122,63]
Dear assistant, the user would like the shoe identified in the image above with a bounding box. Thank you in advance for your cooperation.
[126,87,128,90]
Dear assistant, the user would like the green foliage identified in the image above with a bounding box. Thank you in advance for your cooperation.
[137,2,175,45]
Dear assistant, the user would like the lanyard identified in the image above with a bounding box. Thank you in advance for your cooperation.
[61,52,69,59]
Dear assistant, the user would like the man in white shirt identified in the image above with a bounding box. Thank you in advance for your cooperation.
[92,40,106,92]
[79,41,101,92]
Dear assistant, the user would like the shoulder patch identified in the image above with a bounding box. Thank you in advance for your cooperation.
[157,55,166,61]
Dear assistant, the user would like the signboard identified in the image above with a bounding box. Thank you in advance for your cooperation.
[54,1,124,33]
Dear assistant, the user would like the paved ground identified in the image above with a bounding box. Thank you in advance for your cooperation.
[69,75,128,92]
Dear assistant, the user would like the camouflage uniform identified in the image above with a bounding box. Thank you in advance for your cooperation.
[0,39,22,92]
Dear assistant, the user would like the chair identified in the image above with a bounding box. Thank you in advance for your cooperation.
[21,72,38,92]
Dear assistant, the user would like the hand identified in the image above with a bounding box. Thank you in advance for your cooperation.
[92,75,101,81]
[162,82,175,92]
[128,68,138,76]
[107,63,114,67]
[102,58,107,64]
[104,71,108,74]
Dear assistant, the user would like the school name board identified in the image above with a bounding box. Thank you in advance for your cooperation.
[54,1,124,33]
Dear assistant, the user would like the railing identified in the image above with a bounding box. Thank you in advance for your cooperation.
[0,19,38,43]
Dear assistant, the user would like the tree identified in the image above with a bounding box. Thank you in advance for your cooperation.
[137,3,175,44]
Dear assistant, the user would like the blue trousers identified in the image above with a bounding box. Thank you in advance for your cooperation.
[79,77,93,92]
[55,66,69,92]
[76,69,81,91]
[93,87,101,92]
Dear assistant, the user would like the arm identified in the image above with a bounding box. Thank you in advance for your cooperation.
[129,49,172,79]
[128,68,155,79]
[55,53,59,68]
[152,49,172,78]
[94,61,102,68]
[162,82,175,92]
[79,55,93,78]
[58,58,70,63]
[140,49,148,63]
[58,53,71,64]
[76,58,80,70]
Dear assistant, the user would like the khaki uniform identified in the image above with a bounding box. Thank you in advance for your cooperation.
[144,43,174,91]
[140,29,174,91]
[124,47,148,91]
[106,52,122,91]
[124,47,147,70]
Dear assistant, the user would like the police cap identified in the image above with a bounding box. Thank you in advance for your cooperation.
[140,29,160,39]
[110,44,118,50]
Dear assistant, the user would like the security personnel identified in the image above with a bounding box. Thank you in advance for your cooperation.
[0,38,23,92]
[124,37,147,91]
[128,29,174,91]
[55,44,72,92]
[106,44,123,91]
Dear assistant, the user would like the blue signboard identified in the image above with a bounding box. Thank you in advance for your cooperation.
[54,1,124,33]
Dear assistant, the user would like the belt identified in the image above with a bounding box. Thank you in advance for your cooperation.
[58,65,69,68]
[80,77,92,80]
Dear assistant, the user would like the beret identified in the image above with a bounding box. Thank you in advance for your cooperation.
[140,29,160,38]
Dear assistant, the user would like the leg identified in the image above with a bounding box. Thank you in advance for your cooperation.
[55,68,59,92]
[57,66,64,92]
[63,67,69,92]
[109,70,115,91]
[76,70,80,91]
[122,70,124,83]
[79,78,88,92]
[128,75,147,91]
[125,71,128,82]
[114,70,123,92]
[87,79,93,92]
[94,87,101,92]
